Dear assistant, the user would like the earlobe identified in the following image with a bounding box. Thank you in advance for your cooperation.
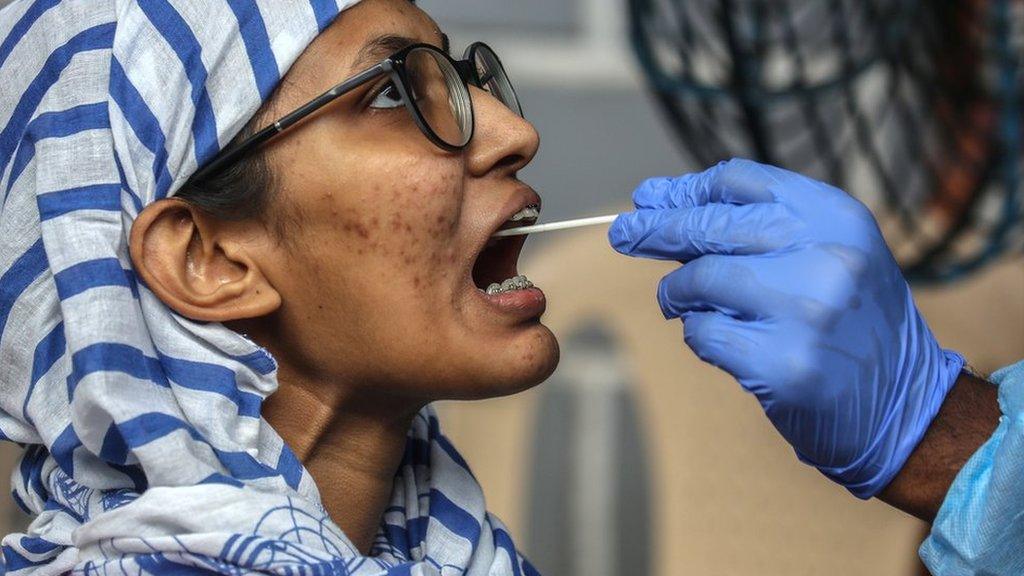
[129,199,281,322]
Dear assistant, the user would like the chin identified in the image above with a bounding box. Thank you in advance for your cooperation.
[486,323,560,398]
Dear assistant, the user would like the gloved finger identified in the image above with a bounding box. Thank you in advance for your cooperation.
[632,158,780,210]
[657,255,769,320]
[680,311,767,382]
[609,202,797,260]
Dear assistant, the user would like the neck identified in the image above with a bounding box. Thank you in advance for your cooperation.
[261,363,420,554]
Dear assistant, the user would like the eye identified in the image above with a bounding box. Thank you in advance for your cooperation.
[369,82,405,109]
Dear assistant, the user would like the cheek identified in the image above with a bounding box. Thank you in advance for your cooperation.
[324,163,464,291]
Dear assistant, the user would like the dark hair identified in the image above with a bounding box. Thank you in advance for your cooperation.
[176,114,276,222]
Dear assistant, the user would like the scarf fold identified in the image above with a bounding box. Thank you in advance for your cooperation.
[0,1,536,574]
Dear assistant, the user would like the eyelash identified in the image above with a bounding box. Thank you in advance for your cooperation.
[364,80,405,111]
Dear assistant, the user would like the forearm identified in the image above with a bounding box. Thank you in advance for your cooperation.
[878,370,1001,522]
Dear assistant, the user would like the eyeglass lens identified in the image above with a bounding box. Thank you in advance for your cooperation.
[406,48,473,147]
[403,45,520,149]
[472,45,522,117]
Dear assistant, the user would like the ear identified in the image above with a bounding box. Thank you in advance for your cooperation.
[129,199,281,322]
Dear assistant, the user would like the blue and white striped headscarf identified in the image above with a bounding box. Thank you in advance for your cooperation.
[0,1,537,574]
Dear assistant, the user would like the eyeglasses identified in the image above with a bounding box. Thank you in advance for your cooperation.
[192,42,522,182]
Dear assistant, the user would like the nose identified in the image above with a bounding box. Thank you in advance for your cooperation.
[465,86,540,178]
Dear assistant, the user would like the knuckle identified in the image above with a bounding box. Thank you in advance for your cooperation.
[816,245,871,306]
[836,195,878,233]
[781,349,809,378]
[716,158,750,183]
[637,176,664,191]
[634,176,669,201]
[776,349,821,399]
[722,157,755,171]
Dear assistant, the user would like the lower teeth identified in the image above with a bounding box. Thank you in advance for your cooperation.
[485,275,533,295]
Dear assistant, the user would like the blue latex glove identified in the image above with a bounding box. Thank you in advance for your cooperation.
[609,159,965,498]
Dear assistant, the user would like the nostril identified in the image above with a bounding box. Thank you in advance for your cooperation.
[495,153,526,173]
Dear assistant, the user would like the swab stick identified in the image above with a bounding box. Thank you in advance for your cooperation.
[492,214,619,237]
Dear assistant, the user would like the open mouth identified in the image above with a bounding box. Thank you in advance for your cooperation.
[472,204,539,295]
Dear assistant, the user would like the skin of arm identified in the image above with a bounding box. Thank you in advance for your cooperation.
[878,370,1001,522]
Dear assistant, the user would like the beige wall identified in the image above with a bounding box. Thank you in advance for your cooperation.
[439,227,1024,576]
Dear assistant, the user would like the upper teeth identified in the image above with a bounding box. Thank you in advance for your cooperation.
[485,274,534,295]
[508,205,540,222]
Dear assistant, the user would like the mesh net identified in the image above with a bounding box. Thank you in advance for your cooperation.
[629,0,1023,282]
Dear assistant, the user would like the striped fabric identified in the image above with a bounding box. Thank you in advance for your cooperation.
[0,1,537,574]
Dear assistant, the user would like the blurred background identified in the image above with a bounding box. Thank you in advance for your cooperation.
[0,0,1021,574]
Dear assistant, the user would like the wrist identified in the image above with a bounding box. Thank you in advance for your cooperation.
[875,349,966,497]
[877,365,1000,521]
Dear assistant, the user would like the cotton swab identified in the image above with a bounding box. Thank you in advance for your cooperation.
[492,214,619,238]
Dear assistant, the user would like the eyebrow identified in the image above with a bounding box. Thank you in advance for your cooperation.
[352,32,451,70]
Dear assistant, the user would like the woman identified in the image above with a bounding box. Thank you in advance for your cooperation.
[0,0,557,573]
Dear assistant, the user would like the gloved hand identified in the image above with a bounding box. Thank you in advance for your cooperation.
[609,159,965,498]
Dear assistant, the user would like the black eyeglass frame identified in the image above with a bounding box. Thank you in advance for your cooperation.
[192,42,521,182]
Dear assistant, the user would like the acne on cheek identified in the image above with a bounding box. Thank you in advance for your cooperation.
[332,208,452,289]
[389,213,413,236]
[340,220,371,240]
[332,171,461,287]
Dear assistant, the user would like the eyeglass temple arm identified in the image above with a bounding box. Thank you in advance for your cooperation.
[192,63,389,182]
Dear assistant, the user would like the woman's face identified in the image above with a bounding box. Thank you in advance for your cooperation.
[249,0,558,401]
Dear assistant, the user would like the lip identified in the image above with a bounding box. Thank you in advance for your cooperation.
[477,185,542,253]
[477,285,546,318]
